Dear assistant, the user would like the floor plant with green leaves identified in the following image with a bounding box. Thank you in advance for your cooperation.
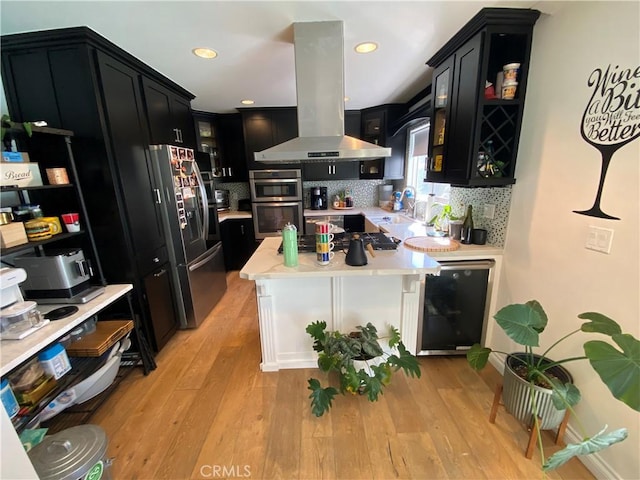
[306,321,421,417]
[466,300,639,471]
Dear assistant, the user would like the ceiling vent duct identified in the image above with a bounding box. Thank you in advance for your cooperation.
[255,21,391,163]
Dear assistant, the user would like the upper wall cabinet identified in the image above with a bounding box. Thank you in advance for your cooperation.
[426,8,540,186]
[193,111,248,181]
[142,77,196,148]
[240,107,299,171]
[359,105,407,180]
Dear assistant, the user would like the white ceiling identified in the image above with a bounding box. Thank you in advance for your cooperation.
[0,0,544,114]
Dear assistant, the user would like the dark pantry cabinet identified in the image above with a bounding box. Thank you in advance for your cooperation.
[425,8,540,186]
[0,26,192,351]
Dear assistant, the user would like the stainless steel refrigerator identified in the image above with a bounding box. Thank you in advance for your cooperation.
[150,145,227,328]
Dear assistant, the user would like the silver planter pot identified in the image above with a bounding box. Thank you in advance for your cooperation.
[503,353,573,430]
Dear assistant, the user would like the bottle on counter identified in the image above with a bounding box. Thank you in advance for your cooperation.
[282,222,298,267]
[461,205,474,244]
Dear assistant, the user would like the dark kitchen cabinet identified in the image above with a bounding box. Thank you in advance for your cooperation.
[359,105,407,180]
[1,26,190,351]
[302,161,359,181]
[97,52,168,276]
[143,263,179,351]
[425,8,540,186]
[194,111,247,181]
[142,76,196,148]
[240,107,299,171]
[220,218,257,271]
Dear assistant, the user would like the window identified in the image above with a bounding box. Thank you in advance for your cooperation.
[405,120,449,204]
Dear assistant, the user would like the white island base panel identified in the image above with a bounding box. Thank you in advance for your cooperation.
[242,237,441,372]
[255,275,424,371]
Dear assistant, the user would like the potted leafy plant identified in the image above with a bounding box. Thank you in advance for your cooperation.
[1,115,34,150]
[306,321,421,417]
[467,300,639,471]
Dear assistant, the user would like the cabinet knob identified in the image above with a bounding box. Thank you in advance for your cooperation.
[240,224,245,235]
[228,167,233,177]
[360,164,364,174]
[153,257,160,263]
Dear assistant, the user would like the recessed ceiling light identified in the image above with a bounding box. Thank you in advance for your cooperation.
[192,48,217,59]
[355,42,378,54]
[241,99,255,105]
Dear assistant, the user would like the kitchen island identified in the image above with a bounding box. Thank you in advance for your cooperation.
[240,237,440,371]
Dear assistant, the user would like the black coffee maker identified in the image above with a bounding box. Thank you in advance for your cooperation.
[311,186,328,210]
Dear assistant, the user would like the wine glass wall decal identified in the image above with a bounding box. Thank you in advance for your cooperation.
[575,64,640,220]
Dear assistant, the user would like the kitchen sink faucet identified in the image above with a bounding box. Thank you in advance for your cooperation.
[400,186,416,217]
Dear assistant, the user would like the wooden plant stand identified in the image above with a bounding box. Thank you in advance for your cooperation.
[490,383,571,458]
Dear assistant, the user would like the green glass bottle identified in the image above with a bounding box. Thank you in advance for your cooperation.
[461,205,474,244]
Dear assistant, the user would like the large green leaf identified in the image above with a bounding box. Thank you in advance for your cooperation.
[306,321,327,352]
[578,312,622,336]
[584,334,640,412]
[550,382,581,410]
[361,367,384,402]
[387,343,421,378]
[466,344,491,370]
[317,352,339,372]
[339,365,361,394]
[525,300,548,333]
[543,426,628,471]
[494,302,546,346]
[308,378,338,417]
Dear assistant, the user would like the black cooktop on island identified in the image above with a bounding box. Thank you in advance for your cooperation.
[277,232,400,254]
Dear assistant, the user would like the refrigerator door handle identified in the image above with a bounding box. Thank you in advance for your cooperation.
[154,188,162,204]
[193,161,209,244]
[189,243,222,271]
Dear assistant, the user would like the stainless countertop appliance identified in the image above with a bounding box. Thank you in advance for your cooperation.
[214,189,230,211]
[13,249,105,304]
[150,145,227,329]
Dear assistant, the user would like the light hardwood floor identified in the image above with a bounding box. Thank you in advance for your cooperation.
[93,272,595,479]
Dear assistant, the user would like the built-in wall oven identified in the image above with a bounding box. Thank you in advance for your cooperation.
[417,260,495,355]
[249,169,303,239]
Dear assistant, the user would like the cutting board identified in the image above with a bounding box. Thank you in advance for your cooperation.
[404,236,460,252]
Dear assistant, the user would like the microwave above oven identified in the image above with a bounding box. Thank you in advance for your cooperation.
[249,169,302,202]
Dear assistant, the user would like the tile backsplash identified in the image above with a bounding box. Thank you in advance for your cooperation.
[215,178,511,246]
[449,186,512,247]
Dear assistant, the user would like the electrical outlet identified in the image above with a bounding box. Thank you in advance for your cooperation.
[483,203,496,219]
[585,226,614,254]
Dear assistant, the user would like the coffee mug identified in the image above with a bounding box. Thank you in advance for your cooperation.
[315,241,335,253]
[61,213,81,233]
[316,251,335,265]
[315,222,337,234]
[0,212,14,225]
[40,216,63,235]
[472,228,488,245]
[315,232,334,243]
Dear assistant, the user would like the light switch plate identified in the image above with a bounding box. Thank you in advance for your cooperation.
[585,226,614,254]
[482,203,496,219]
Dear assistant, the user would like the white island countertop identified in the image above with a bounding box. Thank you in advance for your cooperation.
[240,237,441,280]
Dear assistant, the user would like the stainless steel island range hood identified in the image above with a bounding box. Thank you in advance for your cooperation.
[255,21,391,163]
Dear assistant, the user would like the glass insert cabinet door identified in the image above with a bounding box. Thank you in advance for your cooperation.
[428,59,452,177]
